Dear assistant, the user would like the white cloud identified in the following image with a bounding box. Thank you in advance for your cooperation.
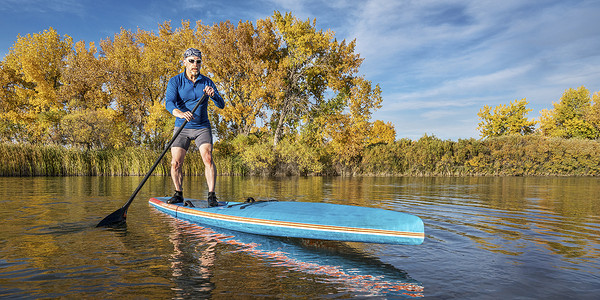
[0,0,85,15]
[320,0,597,134]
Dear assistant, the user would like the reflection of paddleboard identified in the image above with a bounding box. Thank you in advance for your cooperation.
[149,197,425,245]
[163,216,424,297]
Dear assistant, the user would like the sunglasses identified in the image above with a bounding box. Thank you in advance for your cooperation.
[187,59,202,64]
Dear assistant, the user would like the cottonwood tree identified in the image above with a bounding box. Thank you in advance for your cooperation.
[1,28,72,143]
[321,78,383,164]
[267,11,381,149]
[100,22,196,148]
[369,120,397,145]
[135,21,196,149]
[99,28,148,146]
[539,86,598,139]
[0,62,21,142]
[587,92,600,134]
[200,19,278,140]
[477,98,536,138]
[200,11,384,165]
[59,40,129,148]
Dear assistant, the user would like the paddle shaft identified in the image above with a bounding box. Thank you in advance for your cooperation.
[97,93,208,226]
[122,92,209,210]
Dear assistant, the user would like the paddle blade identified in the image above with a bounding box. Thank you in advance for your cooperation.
[96,206,127,227]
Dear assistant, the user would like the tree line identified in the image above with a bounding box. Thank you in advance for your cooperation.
[0,11,394,166]
[2,11,600,176]
[477,86,600,139]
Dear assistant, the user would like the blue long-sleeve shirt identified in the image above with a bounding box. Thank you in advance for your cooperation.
[164,72,225,129]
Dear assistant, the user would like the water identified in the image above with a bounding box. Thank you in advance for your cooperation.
[0,176,598,299]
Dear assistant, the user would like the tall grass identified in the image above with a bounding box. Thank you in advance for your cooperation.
[0,144,169,176]
[0,143,246,176]
[2,135,600,176]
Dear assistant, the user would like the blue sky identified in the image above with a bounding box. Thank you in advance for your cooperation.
[1,0,600,140]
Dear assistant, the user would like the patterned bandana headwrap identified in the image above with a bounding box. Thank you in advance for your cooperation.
[183,48,202,60]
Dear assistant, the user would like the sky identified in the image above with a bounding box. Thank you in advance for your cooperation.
[1,0,600,140]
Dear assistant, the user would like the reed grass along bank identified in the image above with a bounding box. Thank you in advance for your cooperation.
[2,135,600,177]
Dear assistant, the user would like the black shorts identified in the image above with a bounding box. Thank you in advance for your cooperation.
[171,127,213,151]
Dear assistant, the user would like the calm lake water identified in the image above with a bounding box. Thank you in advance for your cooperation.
[0,176,598,299]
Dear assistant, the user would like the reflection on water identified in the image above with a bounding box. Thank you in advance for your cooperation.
[165,217,423,298]
[168,223,216,298]
[0,176,599,298]
[402,177,600,263]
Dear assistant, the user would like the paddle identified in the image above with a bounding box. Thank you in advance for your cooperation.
[96,93,209,227]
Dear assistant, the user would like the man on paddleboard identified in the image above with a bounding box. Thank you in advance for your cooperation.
[164,48,225,207]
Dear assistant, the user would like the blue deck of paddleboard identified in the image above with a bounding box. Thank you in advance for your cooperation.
[149,197,424,245]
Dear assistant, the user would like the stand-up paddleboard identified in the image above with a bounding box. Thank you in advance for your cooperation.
[149,197,424,245]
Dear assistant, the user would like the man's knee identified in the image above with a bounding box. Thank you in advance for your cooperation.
[171,159,184,170]
[199,144,213,166]
[171,147,187,171]
[202,152,213,166]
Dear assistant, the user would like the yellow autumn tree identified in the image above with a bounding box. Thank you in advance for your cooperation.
[136,21,197,149]
[267,11,381,156]
[59,40,111,111]
[538,86,598,139]
[369,120,396,145]
[200,19,278,140]
[587,92,600,133]
[58,40,130,149]
[0,62,21,141]
[99,28,146,146]
[1,27,73,143]
[60,108,130,149]
[477,98,536,138]
[99,22,197,148]
[268,12,330,146]
[323,77,383,165]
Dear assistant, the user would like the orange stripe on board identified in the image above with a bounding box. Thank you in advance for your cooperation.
[149,198,424,239]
